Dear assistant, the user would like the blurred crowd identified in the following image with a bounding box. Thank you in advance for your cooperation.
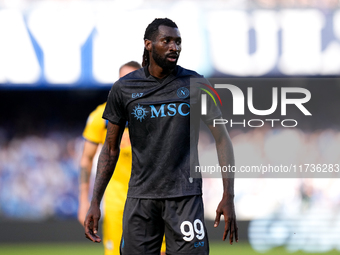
[0,129,81,220]
[1,126,339,221]
[201,127,340,220]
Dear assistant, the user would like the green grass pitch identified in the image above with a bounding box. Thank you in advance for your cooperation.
[0,242,339,255]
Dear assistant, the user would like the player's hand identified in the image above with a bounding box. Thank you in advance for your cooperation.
[78,199,90,225]
[214,193,238,244]
[84,204,102,243]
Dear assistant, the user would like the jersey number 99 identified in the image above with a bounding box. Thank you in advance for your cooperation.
[180,219,205,242]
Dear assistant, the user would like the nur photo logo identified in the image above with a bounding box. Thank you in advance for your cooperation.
[196,79,312,128]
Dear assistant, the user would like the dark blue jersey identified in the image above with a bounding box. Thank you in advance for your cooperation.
[103,66,221,198]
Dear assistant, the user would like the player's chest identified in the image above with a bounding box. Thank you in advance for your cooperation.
[125,83,191,123]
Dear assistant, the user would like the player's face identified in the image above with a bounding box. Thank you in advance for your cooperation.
[151,25,181,70]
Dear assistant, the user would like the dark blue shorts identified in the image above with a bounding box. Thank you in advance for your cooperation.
[120,195,209,255]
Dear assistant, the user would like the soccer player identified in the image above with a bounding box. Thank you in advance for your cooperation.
[78,61,168,255]
[85,18,238,254]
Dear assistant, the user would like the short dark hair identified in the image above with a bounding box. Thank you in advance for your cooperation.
[119,61,141,72]
[143,18,178,41]
[142,18,178,67]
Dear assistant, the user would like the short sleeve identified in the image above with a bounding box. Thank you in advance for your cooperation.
[103,82,126,126]
[83,104,107,144]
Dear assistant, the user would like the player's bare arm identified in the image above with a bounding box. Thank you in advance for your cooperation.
[78,141,98,224]
[208,122,239,244]
[84,122,124,243]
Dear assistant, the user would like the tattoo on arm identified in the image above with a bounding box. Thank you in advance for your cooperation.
[91,123,123,204]
[80,166,91,184]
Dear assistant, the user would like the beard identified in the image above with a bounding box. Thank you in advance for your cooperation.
[151,45,178,71]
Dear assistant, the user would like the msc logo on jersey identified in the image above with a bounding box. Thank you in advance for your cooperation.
[177,87,189,99]
[150,103,190,118]
[131,103,190,122]
[131,104,148,122]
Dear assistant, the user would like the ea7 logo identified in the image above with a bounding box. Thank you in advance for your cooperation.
[194,241,205,248]
[132,93,143,98]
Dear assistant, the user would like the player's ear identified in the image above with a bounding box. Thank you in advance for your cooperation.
[144,39,152,51]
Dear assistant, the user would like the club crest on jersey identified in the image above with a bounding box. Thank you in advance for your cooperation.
[131,104,148,122]
[177,87,189,99]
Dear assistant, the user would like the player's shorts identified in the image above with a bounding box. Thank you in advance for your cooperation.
[102,200,165,255]
[120,195,209,255]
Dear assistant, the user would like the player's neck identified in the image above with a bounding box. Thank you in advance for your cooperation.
[148,63,174,80]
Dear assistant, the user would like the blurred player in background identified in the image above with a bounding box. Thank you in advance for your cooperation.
[85,18,238,254]
[78,61,165,255]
